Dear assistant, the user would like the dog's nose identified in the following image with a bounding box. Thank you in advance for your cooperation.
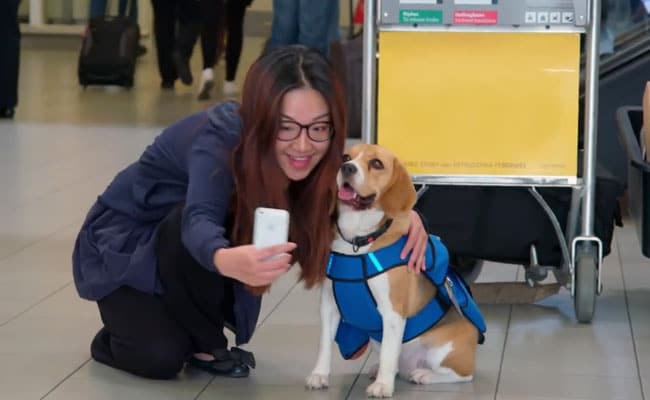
[341,162,357,177]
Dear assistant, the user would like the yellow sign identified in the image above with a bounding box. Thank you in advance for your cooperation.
[377,31,580,181]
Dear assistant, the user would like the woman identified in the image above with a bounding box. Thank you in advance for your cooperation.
[198,0,253,100]
[72,46,429,380]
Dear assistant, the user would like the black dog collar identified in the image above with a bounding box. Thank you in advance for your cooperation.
[336,219,394,253]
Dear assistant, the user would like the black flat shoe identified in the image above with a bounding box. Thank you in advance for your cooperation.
[188,347,255,378]
[188,357,250,377]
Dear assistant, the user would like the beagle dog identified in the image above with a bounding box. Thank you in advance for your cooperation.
[306,144,486,398]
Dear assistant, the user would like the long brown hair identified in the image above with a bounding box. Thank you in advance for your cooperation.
[231,45,347,294]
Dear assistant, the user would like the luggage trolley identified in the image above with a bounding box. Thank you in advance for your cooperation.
[362,0,603,322]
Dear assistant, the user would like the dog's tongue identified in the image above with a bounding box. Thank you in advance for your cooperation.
[338,185,356,201]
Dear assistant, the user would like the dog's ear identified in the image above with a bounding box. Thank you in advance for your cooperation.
[379,156,416,215]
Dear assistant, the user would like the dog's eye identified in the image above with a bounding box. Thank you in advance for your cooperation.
[342,154,351,162]
[369,159,384,170]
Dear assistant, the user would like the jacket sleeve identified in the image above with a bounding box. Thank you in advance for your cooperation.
[180,118,238,273]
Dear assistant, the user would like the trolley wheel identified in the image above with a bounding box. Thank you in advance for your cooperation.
[574,243,597,323]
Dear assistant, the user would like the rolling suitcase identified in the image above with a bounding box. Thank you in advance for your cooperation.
[78,1,139,88]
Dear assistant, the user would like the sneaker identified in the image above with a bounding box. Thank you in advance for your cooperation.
[172,52,193,86]
[197,68,214,100]
[223,80,238,96]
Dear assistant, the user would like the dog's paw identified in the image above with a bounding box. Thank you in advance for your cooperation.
[305,373,329,390]
[366,380,394,398]
[368,363,379,380]
[409,368,436,384]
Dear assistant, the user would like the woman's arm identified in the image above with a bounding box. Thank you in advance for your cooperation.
[180,120,236,272]
[180,109,295,286]
[213,243,295,287]
[400,210,429,272]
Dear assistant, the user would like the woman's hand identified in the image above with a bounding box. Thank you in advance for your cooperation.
[213,243,296,287]
[400,211,429,273]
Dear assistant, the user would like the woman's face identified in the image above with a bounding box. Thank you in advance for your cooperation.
[274,87,332,181]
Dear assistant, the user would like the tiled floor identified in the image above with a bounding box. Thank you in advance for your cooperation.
[2,12,650,400]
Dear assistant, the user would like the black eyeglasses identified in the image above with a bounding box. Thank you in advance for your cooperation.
[277,120,334,143]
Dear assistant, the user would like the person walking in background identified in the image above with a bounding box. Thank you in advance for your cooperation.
[268,0,340,56]
[197,0,253,100]
[0,0,20,119]
[151,0,202,89]
[197,0,225,99]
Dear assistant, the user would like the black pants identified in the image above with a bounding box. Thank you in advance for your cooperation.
[0,0,20,109]
[223,0,248,81]
[199,0,247,80]
[199,0,224,70]
[151,0,202,83]
[91,206,235,379]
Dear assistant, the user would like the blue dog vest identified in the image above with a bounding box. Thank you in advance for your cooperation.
[327,235,486,360]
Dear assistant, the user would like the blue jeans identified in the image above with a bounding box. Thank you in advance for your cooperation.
[90,0,138,20]
[269,0,340,56]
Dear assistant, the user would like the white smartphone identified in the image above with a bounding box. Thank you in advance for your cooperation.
[253,207,290,249]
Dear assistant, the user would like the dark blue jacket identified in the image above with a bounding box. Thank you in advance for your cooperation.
[72,101,261,345]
